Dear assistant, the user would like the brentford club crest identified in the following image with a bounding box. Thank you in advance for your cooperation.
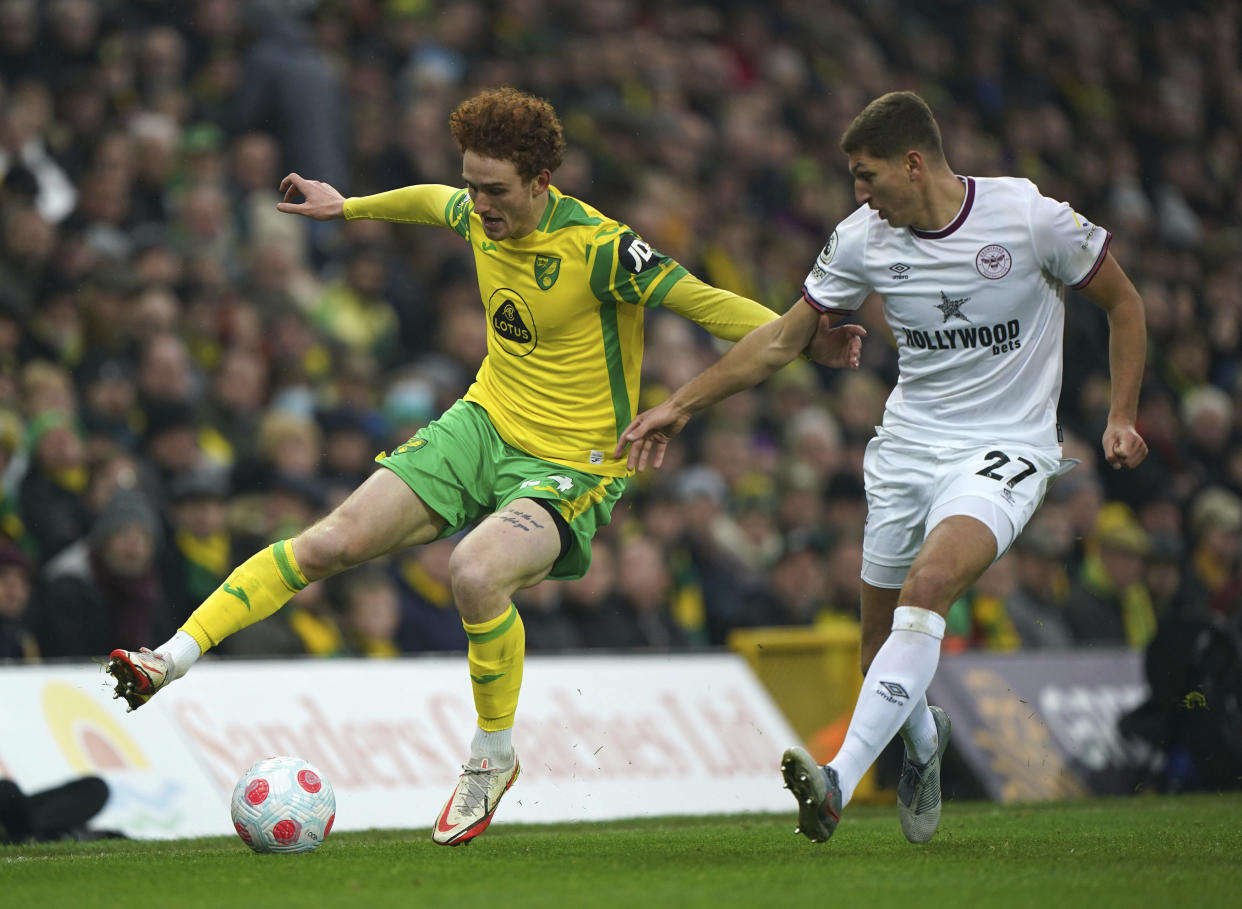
[976,244,1012,279]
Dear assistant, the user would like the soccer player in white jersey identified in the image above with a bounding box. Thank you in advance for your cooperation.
[616,91,1148,845]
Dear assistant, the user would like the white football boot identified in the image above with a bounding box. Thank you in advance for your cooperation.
[431,753,520,846]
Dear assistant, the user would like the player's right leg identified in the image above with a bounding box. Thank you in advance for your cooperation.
[781,746,843,843]
[108,467,446,710]
[432,499,564,846]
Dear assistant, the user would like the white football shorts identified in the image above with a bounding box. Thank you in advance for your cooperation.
[859,428,1070,589]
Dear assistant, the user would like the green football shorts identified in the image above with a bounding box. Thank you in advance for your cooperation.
[375,400,626,580]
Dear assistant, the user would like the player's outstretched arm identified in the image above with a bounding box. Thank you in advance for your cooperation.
[615,298,821,471]
[277,173,347,221]
[1080,252,1149,470]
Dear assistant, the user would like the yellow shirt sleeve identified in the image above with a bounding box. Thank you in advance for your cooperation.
[342,184,461,226]
[659,272,778,342]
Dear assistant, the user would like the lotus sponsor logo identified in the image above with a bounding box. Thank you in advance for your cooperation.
[488,288,538,357]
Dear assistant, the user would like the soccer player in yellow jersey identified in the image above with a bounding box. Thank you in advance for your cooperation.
[106,87,864,845]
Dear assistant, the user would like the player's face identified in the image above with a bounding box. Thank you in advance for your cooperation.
[848,152,916,228]
[462,150,550,241]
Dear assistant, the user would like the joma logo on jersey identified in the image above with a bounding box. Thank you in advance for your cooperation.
[534,255,561,290]
[900,318,1022,356]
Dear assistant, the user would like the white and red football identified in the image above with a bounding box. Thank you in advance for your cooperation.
[230,756,336,853]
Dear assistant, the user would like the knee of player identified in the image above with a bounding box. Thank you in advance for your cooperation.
[901,562,963,612]
[448,544,503,604]
[295,519,363,576]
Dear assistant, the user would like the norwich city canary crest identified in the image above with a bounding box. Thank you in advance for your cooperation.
[534,254,561,290]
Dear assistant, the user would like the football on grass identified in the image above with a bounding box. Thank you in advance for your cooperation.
[230,756,336,853]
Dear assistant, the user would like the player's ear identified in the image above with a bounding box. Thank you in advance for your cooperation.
[904,150,924,181]
[531,169,552,195]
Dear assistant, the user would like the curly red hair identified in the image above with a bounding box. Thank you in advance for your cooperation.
[449,87,566,182]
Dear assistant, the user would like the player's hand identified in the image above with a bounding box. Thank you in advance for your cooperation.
[804,316,866,369]
[613,399,692,471]
[1103,422,1147,469]
[277,173,346,220]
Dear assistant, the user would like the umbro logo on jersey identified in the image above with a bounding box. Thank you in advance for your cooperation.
[889,263,910,276]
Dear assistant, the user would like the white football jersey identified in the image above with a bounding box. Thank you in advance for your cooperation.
[802,176,1110,448]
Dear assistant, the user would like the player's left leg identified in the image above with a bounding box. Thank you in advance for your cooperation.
[431,498,562,846]
[854,581,949,839]
[801,516,994,845]
[854,582,945,825]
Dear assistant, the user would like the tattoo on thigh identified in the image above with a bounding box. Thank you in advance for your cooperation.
[493,508,546,533]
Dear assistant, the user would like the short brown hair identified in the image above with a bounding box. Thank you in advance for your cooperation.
[449,87,567,182]
[840,91,945,162]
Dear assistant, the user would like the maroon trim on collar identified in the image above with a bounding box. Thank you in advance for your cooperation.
[910,177,974,239]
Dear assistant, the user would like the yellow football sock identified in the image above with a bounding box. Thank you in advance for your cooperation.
[181,540,308,652]
[463,604,525,732]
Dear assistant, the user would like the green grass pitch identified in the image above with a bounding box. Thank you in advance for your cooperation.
[5,794,1240,909]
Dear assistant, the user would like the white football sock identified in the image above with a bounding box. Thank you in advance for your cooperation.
[156,630,202,682]
[471,725,515,767]
[829,606,945,806]
[899,696,939,764]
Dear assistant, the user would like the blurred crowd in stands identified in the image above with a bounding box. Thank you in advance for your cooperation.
[0,0,1239,665]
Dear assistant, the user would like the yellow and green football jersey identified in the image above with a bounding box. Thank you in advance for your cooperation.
[344,184,774,476]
